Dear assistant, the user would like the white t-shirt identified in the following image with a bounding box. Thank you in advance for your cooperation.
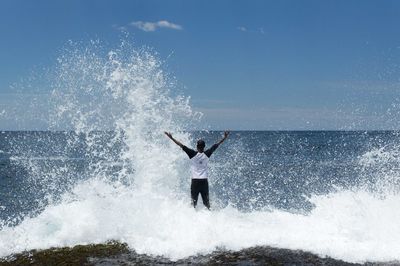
[182,144,219,179]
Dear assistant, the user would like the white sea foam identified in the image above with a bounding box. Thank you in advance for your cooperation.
[0,180,399,263]
[1,40,399,263]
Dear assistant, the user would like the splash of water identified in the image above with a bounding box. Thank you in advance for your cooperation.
[49,40,198,192]
[358,133,400,195]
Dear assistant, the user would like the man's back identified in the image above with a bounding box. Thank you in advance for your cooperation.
[182,144,219,179]
[190,152,209,179]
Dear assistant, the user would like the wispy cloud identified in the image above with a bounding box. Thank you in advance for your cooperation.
[237,26,265,35]
[237,26,247,32]
[130,20,183,32]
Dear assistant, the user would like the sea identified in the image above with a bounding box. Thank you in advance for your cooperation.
[0,40,399,264]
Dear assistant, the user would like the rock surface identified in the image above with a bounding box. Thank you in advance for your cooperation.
[0,242,398,266]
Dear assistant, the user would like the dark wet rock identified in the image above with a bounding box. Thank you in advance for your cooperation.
[0,241,128,266]
[0,241,398,266]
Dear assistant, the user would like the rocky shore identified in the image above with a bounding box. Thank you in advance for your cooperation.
[0,241,397,266]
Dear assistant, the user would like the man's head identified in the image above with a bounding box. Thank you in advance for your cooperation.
[197,139,205,152]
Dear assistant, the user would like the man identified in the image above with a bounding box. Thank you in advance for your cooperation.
[164,131,230,209]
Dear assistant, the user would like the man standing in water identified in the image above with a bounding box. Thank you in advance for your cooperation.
[164,131,230,209]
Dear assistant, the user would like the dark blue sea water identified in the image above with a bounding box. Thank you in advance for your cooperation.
[1,130,397,227]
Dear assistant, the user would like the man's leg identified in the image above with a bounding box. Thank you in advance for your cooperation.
[200,179,210,209]
[190,179,200,208]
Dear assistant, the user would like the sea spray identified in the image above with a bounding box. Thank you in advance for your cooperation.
[49,40,198,192]
[358,135,400,195]
[0,39,199,244]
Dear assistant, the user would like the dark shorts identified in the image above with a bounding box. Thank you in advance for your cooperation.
[191,178,210,209]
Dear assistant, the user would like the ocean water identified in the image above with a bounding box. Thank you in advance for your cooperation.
[0,40,400,263]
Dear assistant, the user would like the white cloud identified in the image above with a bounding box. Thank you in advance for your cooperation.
[130,20,183,32]
[237,26,265,35]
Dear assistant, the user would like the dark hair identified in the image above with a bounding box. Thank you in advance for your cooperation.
[197,139,205,150]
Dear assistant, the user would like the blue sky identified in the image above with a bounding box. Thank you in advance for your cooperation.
[1,0,400,130]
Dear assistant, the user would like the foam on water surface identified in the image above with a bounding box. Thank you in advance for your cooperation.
[1,180,399,263]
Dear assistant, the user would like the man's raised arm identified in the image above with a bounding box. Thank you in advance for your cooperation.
[164,132,185,148]
[203,131,230,158]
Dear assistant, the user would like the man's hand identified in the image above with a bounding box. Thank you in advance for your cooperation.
[164,132,172,139]
[164,131,184,148]
[217,130,230,145]
[223,131,230,139]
